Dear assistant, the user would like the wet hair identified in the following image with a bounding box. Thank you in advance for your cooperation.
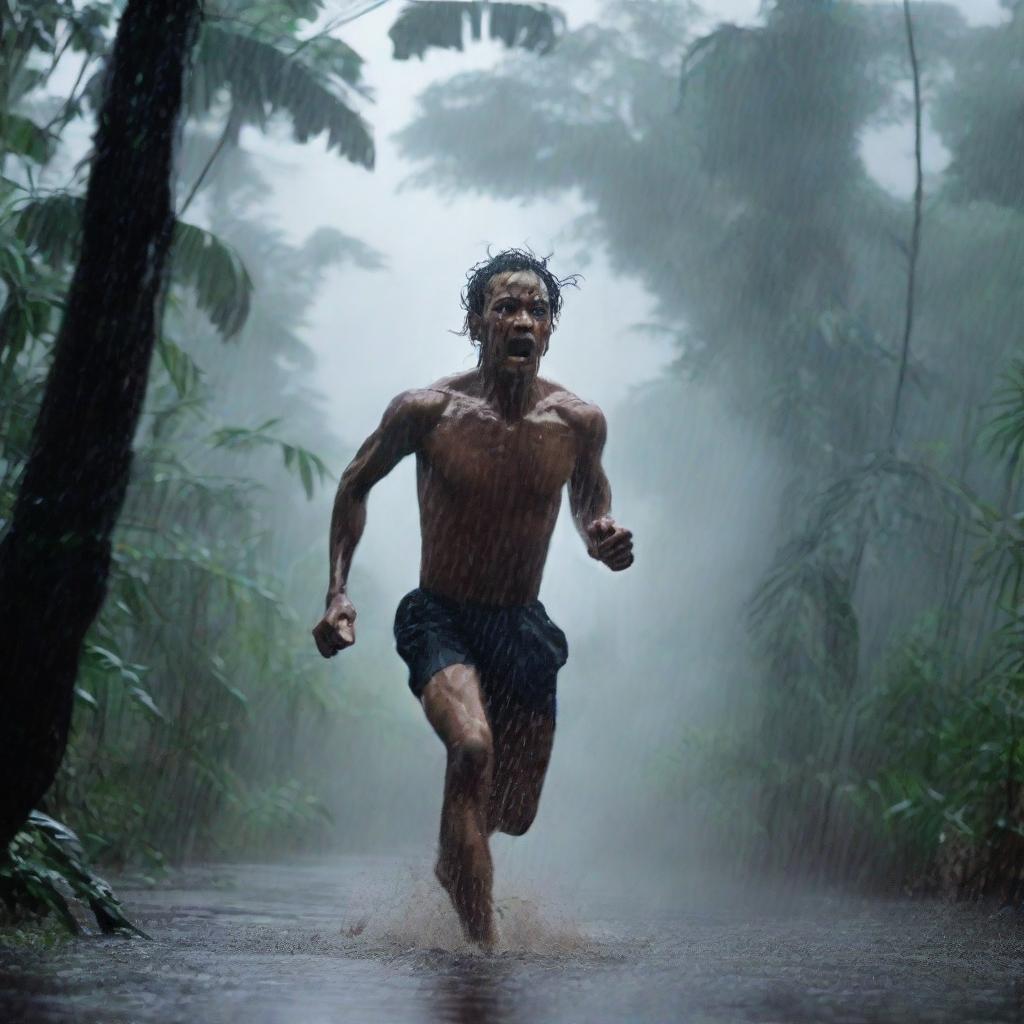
[460,248,579,340]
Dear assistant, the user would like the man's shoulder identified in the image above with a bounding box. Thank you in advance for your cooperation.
[403,371,491,414]
[381,372,484,435]
[537,378,606,433]
[423,370,478,398]
[382,382,453,430]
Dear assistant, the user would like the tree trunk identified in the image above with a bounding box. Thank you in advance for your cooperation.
[0,0,202,850]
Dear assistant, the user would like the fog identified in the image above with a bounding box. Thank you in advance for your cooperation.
[226,0,1006,893]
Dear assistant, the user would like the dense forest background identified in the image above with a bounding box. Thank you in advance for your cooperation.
[3,0,1024,922]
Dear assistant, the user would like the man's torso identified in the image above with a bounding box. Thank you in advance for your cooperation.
[411,372,592,605]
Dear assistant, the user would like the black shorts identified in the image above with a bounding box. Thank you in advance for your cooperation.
[393,588,568,716]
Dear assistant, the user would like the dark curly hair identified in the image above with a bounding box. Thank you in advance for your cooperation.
[460,248,579,340]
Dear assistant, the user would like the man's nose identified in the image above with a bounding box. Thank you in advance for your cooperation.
[512,308,533,331]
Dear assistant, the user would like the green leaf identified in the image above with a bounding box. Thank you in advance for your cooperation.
[170,220,253,339]
[210,421,330,499]
[210,418,283,450]
[3,114,55,163]
[982,360,1024,462]
[84,643,144,684]
[13,191,83,268]
[14,194,253,339]
[128,686,166,723]
[297,449,315,499]
[0,238,28,282]
[884,797,913,818]
[195,20,374,167]
[1,812,147,937]
[156,336,204,397]
[389,1,564,60]
[293,34,368,93]
[224,684,249,707]
[73,686,98,710]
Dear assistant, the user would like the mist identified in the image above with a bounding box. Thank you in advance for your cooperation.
[255,0,1009,888]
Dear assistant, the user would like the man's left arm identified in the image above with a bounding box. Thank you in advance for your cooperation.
[568,404,634,572]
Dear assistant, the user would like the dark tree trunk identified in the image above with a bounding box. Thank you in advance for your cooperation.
[0,0,202,850]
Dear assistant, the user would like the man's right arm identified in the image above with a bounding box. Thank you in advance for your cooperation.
[312,389,446,658]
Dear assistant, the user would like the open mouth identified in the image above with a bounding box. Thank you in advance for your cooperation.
[507,337,534,360]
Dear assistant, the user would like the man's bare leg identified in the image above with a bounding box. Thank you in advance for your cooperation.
[421,664,496,947]
[488,704,555,836]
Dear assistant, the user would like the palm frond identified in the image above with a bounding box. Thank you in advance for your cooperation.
[247,0,327,20]
[170,220,253,339]
[195,20,374,167]
[982,359,1024,463]
[389,1,564,60]
[13,193,253,339]
[12,191,83,267]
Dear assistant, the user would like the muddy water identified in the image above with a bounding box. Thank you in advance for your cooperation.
[1,856,1022,1023]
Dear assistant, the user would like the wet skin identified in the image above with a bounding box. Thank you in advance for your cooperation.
[313,270,634,946]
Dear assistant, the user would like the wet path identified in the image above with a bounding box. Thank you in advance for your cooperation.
[1,856,1022,1023]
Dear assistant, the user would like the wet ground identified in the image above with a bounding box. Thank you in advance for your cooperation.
[1,856,1022,1023]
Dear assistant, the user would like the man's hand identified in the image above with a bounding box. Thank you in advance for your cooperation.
[586,516,634,571]
[312,594,357,658]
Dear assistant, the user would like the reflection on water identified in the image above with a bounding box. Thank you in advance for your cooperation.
[1,857,1023,1024]
[428,960,517,1024]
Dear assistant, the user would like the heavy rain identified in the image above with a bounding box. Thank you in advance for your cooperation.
[1,0,1023,1020]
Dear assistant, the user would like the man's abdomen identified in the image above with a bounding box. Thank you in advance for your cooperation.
[418,500,560,606]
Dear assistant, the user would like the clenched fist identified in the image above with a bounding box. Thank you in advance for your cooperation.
[312,593,357,658]
[585,516,634,572]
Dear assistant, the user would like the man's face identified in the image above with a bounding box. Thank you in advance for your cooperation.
[473,270,552,378]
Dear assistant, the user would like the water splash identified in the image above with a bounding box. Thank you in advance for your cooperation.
[349,870,603,958]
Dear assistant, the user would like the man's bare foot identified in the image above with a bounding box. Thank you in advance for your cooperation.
[434,857,497,949]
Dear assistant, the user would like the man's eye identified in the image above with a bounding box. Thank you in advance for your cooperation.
[532,307,547,317]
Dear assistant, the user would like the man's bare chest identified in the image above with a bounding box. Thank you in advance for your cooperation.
[421,407,578,500]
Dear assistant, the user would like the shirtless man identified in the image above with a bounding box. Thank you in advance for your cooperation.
[312,250,634,947]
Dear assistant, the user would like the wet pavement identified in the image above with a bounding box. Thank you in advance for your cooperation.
[1,856,1022,1023]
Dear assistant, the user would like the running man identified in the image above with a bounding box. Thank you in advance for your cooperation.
[312,250,634,947]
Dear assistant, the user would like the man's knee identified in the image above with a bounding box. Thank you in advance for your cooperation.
[449,728,493,781]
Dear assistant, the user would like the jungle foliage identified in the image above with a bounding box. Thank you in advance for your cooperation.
[399,0,1024,897]
[0,0,563,924]
[1,812,144,936]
